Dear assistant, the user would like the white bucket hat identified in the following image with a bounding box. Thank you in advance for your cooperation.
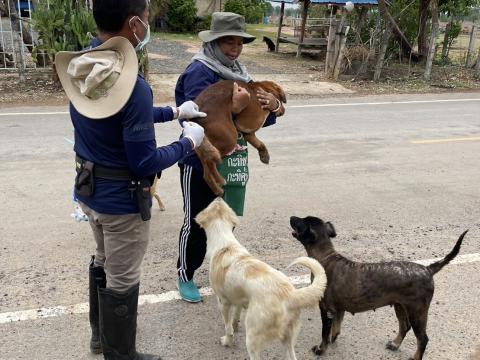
[55,36,138,119]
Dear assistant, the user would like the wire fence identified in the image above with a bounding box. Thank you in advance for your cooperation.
[0,0,45,78]
[0,0,92,80]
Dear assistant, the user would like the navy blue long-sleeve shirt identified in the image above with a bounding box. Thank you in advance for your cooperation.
[175,60,277,171]
[72,38,193,214]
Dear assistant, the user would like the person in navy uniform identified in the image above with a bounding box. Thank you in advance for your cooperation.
[56,0,206,358]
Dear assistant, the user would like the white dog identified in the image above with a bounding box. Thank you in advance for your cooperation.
[195,198,327,360]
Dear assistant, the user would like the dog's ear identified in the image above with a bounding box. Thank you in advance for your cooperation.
[325,222,336,238]
[194,211,208,229]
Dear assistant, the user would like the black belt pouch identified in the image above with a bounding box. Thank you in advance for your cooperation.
[136,178,152,221]
[75,161,95,197]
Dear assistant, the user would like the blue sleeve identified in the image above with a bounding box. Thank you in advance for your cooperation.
[263,112,277,127]
[176,63,218,105]
[125,138,193,177]
[153,106,175,123]
[122,78,194,177]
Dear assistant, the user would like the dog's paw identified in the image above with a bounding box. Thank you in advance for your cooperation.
[331,334,339,343]
[386,341,399,351]
[220,335,233,347]
[259,150,270,164]
[312,345,325,356]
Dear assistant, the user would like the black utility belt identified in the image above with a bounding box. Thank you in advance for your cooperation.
[74,156,152,221]
[75,155,132,181]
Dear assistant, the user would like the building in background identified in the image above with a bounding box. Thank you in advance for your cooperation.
[195,0,222,16]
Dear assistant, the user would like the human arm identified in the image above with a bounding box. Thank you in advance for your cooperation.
[122,80,196,177]
[175,62,219,104]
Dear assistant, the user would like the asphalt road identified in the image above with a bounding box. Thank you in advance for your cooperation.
[1,92,480,360]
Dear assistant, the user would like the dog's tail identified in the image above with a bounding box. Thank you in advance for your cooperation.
[428,230,468,275]
[287,257,327,310]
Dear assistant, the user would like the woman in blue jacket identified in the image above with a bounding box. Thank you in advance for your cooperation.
[174,12,285,303]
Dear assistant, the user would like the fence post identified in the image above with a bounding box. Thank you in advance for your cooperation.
[466,25,477,68]
[275,1,285,53]
[333,25,350,80]
[296,0,310,58]
[325,15,336,77]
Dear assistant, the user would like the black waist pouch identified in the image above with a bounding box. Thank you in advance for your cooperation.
[75,160,95,197]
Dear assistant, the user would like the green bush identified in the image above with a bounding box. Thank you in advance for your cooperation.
[166,0,197,32]
[224,0,247,17]
[31,0,96,65]
[245,4,264,23]
[194,15,212,32]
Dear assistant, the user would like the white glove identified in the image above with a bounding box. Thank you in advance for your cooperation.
[177,100,207,119]
[182,121,205,149]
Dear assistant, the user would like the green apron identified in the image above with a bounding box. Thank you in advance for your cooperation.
[216,134,249,216]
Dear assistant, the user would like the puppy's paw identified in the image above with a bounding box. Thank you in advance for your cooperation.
[386,341,399,351]
[331,334,339,343]
[312,345,325,356]
[220,335,233,347]
[259,150,270,164]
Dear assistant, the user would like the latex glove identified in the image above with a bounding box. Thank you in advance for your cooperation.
[182,121,205,149]
[178,100,207,120]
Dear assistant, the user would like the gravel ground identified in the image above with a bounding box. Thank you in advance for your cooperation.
[146,38,312,75]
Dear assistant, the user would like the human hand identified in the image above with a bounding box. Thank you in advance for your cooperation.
[178,101,207,119]
[256,88,281,112]
[182,121,205,149]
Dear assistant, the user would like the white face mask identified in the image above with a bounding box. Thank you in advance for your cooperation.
[129,16,150,52]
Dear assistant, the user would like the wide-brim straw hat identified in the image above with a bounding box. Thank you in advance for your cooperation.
[55,36,138,119]
[198,12,256,44]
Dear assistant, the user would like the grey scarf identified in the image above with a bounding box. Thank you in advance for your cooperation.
[192,41,252,83]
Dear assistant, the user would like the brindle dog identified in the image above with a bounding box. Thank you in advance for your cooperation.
[289,216,468,360]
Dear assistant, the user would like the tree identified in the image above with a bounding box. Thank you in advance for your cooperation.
[377,0,415,58]
[417,0,430,58]
[224,0,270,24]
[166,0,197,32]
[424,0,439,79]
[224,0,247,17]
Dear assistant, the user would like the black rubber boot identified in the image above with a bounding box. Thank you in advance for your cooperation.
[98,283,161,360]
[89,256,106,354]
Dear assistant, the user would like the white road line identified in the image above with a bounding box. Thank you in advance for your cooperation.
[0,252,479,325]
[1,98,480,117]
[412,136,480,144]
[288,98,480,108]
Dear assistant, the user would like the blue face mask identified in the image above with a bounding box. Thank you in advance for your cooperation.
[130,16,150,52]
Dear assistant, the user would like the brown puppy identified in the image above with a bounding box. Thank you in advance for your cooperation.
[191,80,286,195]
[289,216,468,360]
